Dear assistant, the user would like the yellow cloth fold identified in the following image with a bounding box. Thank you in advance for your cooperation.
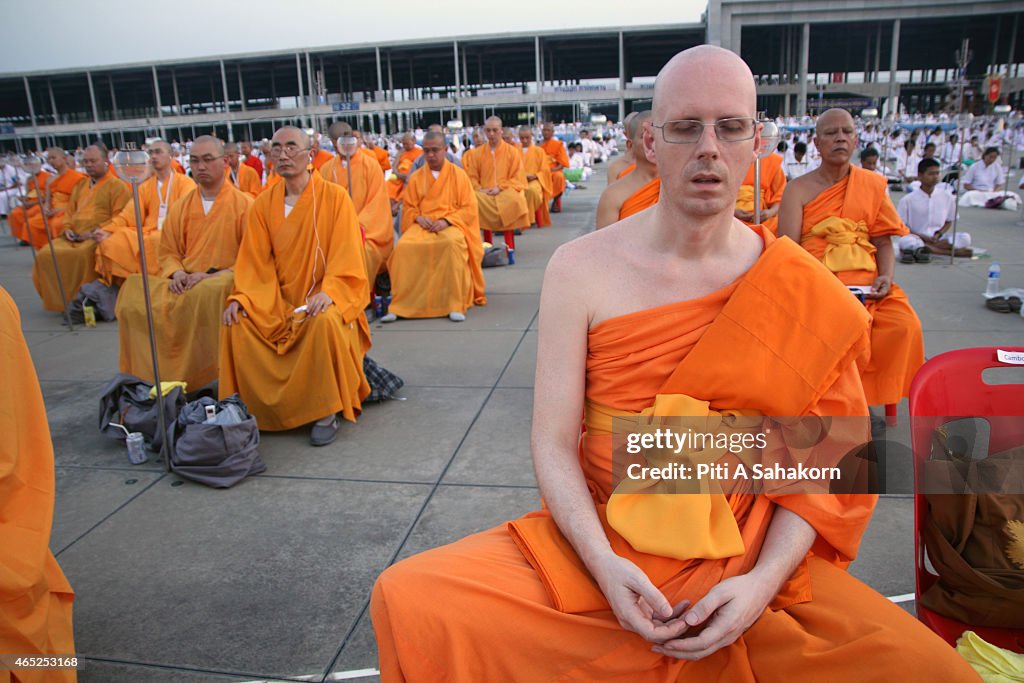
[148,381,188,399]
[955,630,1024,682]
[588,394,764,561]
[735,184,764,214]
[804,216,876,274]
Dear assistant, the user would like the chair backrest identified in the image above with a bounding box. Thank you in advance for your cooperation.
[909,346,1024,647]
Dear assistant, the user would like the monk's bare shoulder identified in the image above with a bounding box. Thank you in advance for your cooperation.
[546,217,642,294]
[783,169,825,207]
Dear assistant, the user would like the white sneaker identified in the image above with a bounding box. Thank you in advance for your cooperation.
[448,311,466,322]
[379,313,398,323]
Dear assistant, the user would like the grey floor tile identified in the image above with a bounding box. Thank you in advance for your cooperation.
[31,328,122,382]
[368,329,524,387]
[368,292,536,332]
[849,495,916,598]
[59,477,429,678]
[444,388,536,487]
[258,387,490,483]
[497,330,537,388]
[78,660,273,682]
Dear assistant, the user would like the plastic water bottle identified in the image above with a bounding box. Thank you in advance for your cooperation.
[985,262,1001,298]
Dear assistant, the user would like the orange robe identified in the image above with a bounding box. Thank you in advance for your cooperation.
[799,166,924,405]
[115,182,251,390]
[319,150,394,281]
[463,141,530,231]
[617,163,636,180]
[387,148,424,201]
[388,161,486,319]
[260,172,283,195]
[540,137,570,198]
[522,144,553,228]
[7,171,51,244]
[619,176,661,220]
[311,148,334,171]
[94,171,196,283]
[736,155,786,235]
[219,172,371,430]
[370,228,981,683]
[170,158,186,175]
[226,164,262,197]
[32,168,130,311]
[370,146,391,171]
[14,169,87,249]
[0,287,76,683]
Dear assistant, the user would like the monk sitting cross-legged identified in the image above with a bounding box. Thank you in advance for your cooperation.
[219,126,371,446]
[539,122,570,214]
[463,116,530,253]
[735,150,786,235]
[379,131,486,324]
[8,147,85,250]
[386,133,423,209]
[606,111,639,183]
[115,136,250,390]
[519,125,553,228]
[778,108,924,410]
[596,110,659,228]
[94,139,196,285]
[318,121,393,284]
[224,142,262,197]
[32,143,130,311]
[370,46,980,683]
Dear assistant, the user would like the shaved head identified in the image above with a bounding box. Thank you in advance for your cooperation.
[629,111,652,143]
[147,139,173,173]
[223,141,238,153]
[427,123,444,133]
[622,112,639,138]
[485,116,503,128]
[813,108,857,166]
[148,139,171,155]
[82,143,110,180]
[192,135,224,156]
[422,130,445,146]
[189,135,226,188]
[329,121,353,140]
[815,108,855,135]
[653,46,755,123]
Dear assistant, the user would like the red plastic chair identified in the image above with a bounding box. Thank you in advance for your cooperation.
[909,346,1024,652]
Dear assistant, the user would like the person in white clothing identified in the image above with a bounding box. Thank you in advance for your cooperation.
[0,158,21,217]
[783,141,817,180]
[959,147,1019,209]
[897,158,970,258]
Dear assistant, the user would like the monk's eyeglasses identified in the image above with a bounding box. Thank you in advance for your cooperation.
[270,144,310,158]
[652,118,757,144]
[189,155,224,166]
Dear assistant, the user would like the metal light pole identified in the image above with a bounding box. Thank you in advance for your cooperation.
[753,116,779,226]
[948,112,973,265]
[113,145,170,472]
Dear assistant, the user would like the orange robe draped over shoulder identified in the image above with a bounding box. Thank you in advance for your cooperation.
[539,137,570,198]
[115,182,250,390]
[463,141,530,231]
[619,176,661,220]
[370,228,980,683]
[522,144,553,228]
[32,168,130,311]
[617,162,636,180]
[388,160,486,319]
[370,146,391,172]
[799,165,924,405]
[226,164,262,197]
[386,148,423,201]
[95,171,196,283]
[8,171,51,245]
[0,287,76,683]
[219,173,371,431]
[319,149,394,281]
[311,148,333,171]
[736,155,786,235]
[15,169,87,249]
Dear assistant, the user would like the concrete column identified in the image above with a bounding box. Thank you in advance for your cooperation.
[797,23,809,117]
[295,53,306,108]
[86,71,101,138]
[873,23,882,83]
[152,66,167,139]
[172,69,182,115]
[888,19,901,115]
[21,77,41,150]
[218,60,233,142]
[305,51,315,105]
[237,65,247,112]
[453,41,462,121]
[47,79,58,125]
[1006,14,1018,77]
[108,75,119,119]
[618,31,625,123]
[387,51,395,103]
[375,46,384,101]
[535,36,542,123]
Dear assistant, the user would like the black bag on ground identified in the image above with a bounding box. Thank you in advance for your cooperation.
[70,279,119,323]
[363,356,404,403]
[98,373,185,453]
[166,394,265,488]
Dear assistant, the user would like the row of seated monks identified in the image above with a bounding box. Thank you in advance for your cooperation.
[597,107,924,416]
[20,114,574,445]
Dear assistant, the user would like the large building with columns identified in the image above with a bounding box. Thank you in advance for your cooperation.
[0,0,1019,151]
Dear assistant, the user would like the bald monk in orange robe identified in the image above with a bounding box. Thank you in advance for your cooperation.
[606,111,639,183]
[519,125,553,228]
[311,140,334,171]
[386,134,423,203]
[10,148,86,249]
[220,127,370,445]
[366,137,391,172]
[464,116,530,246]
[735,153,786,235]
[94,140,195,284]
[539,122,570,213]
[7,166,51,244]
[596,111,660,228]
[370,46,979,683]
[0,287,76,683]
[779,108,924,408]
[116,136,249,390]
[32,144,130,311]
[381,131,486,323]
[224,142,262,196]
[319,122,394,282]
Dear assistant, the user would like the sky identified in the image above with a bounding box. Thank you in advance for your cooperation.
[4,0,706,74]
